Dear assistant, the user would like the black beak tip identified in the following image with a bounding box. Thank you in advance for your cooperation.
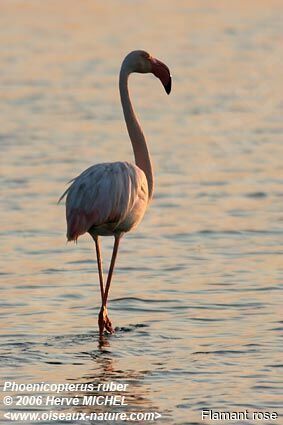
[165,76,172,95]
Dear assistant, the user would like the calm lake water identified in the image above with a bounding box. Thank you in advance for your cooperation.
[1,1,282,424]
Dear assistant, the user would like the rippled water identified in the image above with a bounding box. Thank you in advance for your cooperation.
[1,1,282,424]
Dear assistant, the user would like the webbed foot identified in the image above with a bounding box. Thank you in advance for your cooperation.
[98,306,114,336]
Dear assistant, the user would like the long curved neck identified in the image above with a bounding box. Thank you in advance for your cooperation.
[119,65,153,199]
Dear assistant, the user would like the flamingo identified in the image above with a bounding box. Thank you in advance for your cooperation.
[59,50,171,336]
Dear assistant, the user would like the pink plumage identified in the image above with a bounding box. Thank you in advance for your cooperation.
[59,161,148,241]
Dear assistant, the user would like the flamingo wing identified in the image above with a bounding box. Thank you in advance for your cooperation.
[59,161,148,241]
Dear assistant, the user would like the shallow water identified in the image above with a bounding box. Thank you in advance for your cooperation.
[0,1,282,424]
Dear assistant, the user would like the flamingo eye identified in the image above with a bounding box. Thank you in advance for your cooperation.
[141,52,150,60]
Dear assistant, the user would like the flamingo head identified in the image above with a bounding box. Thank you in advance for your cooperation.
[123,50,172,94]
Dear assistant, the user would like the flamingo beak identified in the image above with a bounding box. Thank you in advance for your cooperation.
[151,58,172,94]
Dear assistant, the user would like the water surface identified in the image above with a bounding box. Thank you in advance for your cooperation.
[0,1,282,424]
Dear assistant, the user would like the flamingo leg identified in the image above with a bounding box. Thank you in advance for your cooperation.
[94,236,104,300]
[98,234,121,336]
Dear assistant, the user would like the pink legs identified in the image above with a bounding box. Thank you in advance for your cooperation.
[94,235,121,337]
[94,236,104,301]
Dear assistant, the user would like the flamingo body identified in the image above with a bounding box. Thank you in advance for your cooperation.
[60,161,148,240]
[60,50,171,336]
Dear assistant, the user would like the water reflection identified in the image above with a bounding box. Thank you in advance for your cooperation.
[66,342,156,420]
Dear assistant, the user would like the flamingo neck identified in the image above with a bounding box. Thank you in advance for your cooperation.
[119,64,153,200]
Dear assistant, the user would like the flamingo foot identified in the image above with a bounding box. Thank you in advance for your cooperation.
[98,306,114,336]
